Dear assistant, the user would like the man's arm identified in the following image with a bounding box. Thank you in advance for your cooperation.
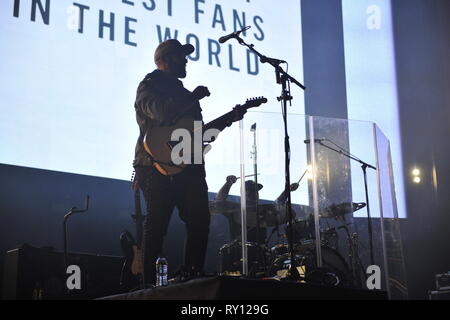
[136,81,209,124]
[215,175,238,200]
[274,183,299,205]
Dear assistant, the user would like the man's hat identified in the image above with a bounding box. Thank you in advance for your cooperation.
[245,180,263,191]
[154,39,195,64]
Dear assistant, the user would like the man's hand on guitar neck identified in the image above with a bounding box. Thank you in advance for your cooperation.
[192,86,210,101]
[231,105,246,122]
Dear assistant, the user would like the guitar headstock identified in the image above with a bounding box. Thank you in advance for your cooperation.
[244,96,268,109]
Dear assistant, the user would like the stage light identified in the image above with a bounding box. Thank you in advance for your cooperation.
[411,167,421,184]
[306,164,314,180]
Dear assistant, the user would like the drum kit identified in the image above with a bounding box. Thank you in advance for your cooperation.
[210,199,366,287]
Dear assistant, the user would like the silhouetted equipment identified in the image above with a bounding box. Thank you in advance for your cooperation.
[2,244,124,300]
[209,200,241,216]
[63,195,90,270]
[319,202,366,219]
[233,204,297,228]
[120,171,145,290]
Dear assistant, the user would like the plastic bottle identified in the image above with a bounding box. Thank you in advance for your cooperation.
[156,257,168,287]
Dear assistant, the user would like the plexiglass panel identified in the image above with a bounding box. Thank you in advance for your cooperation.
[239,112,310,279]
[204,118,244,277]
[374,125,408,299]
[227,112,407,299]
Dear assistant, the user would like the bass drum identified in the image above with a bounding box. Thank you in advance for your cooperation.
[303,246,351,287]
[268,244,350,286]
[268,244,307,278]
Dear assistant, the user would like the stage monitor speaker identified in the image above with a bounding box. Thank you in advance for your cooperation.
[2,244,125,300]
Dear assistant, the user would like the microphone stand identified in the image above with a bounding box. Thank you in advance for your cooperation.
[314,139,376,267]
[250,123,266,276]
[233,35,305,281]
[63,195,90,271]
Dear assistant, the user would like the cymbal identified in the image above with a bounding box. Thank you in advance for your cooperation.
[319,202,366,218]
[208,200,240,215]
[233,203,298,228]
[291,204,314,217]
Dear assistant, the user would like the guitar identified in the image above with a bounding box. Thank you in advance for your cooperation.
[130,171,144,276]
[143,97,267,176]
[119,171,145,288]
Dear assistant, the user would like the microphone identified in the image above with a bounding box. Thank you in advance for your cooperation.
[304,139,325,144]
[218,26,251,44]
[260,56,287,64]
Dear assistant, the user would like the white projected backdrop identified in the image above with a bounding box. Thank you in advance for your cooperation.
[0,0,304,191]
[342,0,406,218]
[0,1,406,217]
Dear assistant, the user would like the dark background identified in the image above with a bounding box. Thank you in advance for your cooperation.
[301,0,450,299]
[1,0,449,299]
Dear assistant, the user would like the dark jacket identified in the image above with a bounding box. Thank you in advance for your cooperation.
[133,70,202,167]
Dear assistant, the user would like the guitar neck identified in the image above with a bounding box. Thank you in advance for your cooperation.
[134,189,144,246]
[203,109,238,133]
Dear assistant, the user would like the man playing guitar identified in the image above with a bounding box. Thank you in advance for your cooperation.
[132,39,250,285]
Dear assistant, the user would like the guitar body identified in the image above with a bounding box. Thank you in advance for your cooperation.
[144,117,196,176]
[119,231,139,289]
[120,171,145,289]
[144,97,267,176]
[131,246,143,276]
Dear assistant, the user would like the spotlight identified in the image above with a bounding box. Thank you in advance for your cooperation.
[306,164,314,180]
[411,167,421,184]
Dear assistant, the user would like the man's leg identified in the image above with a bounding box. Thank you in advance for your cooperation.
[178,176,211,274]
[135,166,174,285]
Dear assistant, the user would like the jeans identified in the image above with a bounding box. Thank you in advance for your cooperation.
[134,165,210,285]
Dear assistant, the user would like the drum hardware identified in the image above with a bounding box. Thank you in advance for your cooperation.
[334,215,367,288]
[314,138,376,266]
[211,182,367,286]
[317,201,368,288]
[209,199,240,216]
[267,242,350,286]
[319,202,366,219]
[267,210,364,286]
[218,240,269,277]
[233,203,298,228]
[236,173,261,180]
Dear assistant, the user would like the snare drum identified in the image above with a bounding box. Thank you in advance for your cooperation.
[303,245,351,286]
[270,244,289,261]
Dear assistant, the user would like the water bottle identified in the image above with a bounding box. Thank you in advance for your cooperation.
[156,257,168,287]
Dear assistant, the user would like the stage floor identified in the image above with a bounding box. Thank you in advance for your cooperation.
[100,276,387,300]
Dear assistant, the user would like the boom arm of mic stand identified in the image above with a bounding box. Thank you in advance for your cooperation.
[63,195,90,269]
[233,36,306,90]
[316,140,376,266]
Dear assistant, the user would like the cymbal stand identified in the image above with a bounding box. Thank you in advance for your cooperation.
[250,123,267,275]
[63,195,90,296]
[63,195,90,269]
[315,139,376,267]
[337,216,365,288]
[336,216,356,286]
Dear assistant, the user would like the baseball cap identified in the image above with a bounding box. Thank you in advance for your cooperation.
[154,39,195,64]
[245,180,264,191]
